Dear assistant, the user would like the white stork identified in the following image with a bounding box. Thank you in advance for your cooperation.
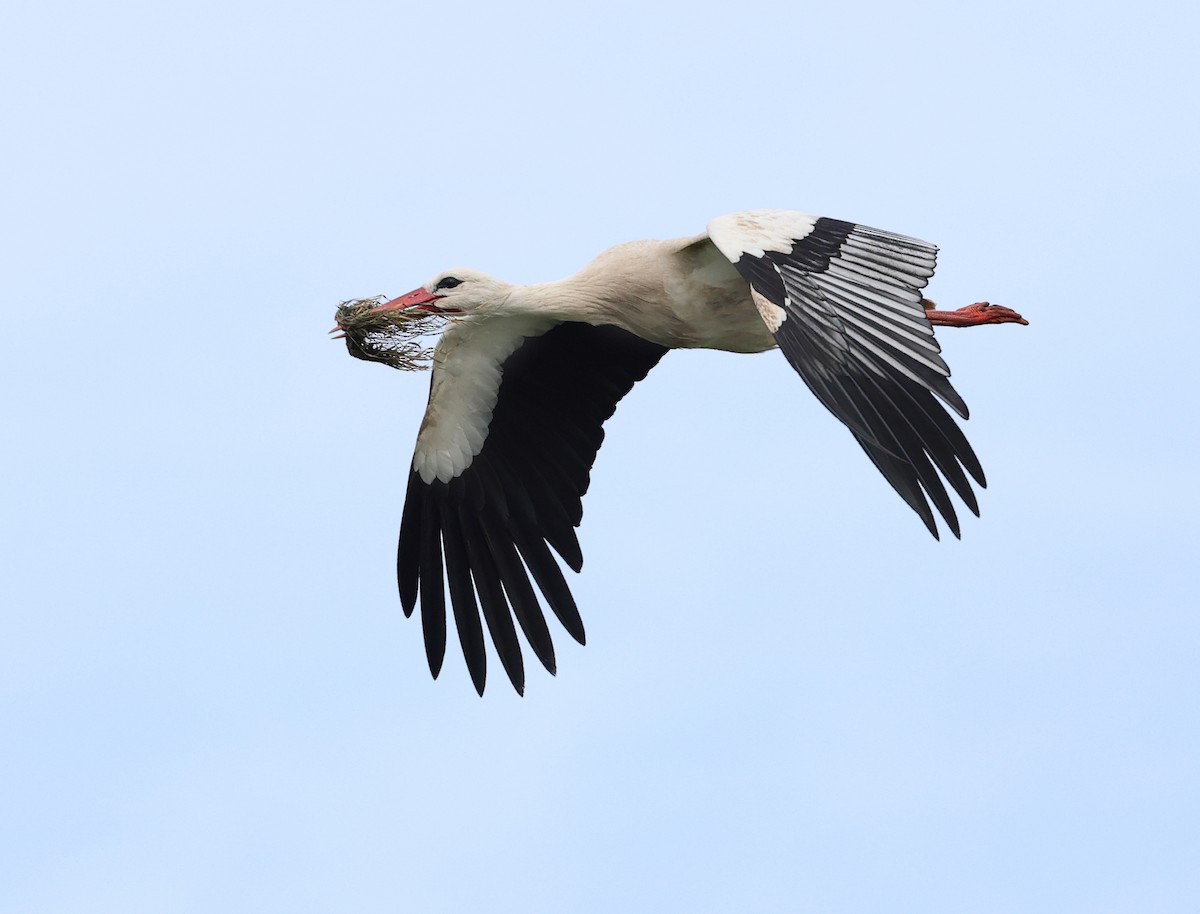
[347,210,1027,695]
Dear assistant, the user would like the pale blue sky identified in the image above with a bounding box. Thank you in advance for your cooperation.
[3,1,1198,911]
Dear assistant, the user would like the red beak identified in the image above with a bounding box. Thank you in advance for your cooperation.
[377,287,442,312]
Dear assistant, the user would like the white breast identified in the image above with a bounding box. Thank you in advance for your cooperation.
[570,235,776,353]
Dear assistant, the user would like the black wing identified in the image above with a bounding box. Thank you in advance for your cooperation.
[709,212,985,539]
[398,321,667,695]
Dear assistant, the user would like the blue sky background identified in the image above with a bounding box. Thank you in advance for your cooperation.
[4,1,1198,911]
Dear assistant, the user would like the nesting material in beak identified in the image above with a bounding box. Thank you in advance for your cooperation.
[331,297,450,370]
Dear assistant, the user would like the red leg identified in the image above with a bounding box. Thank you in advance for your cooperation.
[923,300,1028,327]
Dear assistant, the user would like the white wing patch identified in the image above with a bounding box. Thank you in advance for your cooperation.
[750,288,788,332]
[707,210,819,261]
[413,315,555,484]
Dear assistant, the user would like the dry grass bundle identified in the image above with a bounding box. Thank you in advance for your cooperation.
[332,297,449,371]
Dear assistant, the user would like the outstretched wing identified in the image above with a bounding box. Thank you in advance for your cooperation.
[707,210,985,539]
[398,317,667,695]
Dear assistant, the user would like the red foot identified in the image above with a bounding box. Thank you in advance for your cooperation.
[925,301,1028,327]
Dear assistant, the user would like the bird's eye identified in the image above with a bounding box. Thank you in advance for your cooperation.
[435,276,462,290]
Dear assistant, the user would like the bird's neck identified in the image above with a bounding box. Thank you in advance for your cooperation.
[506,277,613,325]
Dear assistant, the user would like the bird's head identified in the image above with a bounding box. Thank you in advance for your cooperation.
[376,268,512,317]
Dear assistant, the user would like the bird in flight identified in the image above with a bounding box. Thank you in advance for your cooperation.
[335,210,1027,695]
